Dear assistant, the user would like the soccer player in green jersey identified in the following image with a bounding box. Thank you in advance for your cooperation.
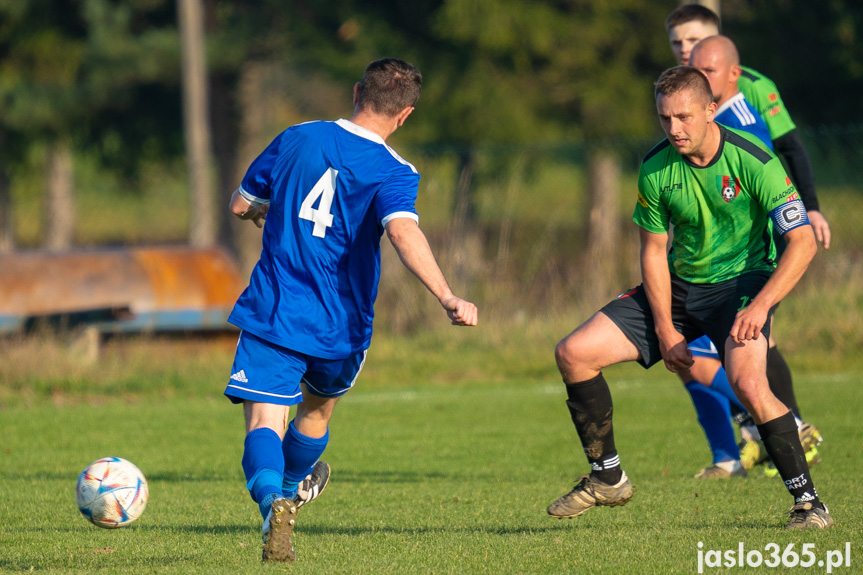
[664,4,826,474]
[547,66,831,530]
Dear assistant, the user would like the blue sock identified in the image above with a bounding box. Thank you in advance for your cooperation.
[282,420,329,498]
[242,427,285,519]
[708,367,747,414]
[684,382,739,464]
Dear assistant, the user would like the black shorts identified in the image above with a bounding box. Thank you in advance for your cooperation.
[600,271,775,368]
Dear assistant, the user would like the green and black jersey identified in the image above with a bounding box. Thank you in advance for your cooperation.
[635,125,807,284]
[738,66,796,141]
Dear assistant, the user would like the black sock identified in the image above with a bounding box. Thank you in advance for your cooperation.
[767,347,801,418]
[757,411,821,507]
[564,373,622,485]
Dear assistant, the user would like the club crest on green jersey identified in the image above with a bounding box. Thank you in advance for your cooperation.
[717,176,741,203]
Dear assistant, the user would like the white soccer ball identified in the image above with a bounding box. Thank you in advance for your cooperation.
[76,457,149,529]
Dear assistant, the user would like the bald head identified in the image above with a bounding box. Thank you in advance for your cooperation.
[689,35,741,106]
[692,35,739,67]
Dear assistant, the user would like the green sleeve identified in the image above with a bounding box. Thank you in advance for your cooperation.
[632,164,668,234]
[749,156,798,214]
[738,66,796,141]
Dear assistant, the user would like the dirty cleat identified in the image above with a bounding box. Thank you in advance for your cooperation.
[295,460,330,508]
[262,498,299,562]
[798,423,823,453]
[786,502,833,530]
[738,439,768,470]
[261,461,329,562]
[547,472,633,519]
[694,463,747,479]
[804,446,822,467]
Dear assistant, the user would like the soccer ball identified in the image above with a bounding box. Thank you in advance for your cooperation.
[76,457,149,529]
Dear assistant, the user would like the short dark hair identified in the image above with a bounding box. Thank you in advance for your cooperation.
[357,58,423,117]
[664,4,721,32]
[654,66,713,107]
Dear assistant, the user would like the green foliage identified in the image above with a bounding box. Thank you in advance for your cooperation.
[3,0,862,247]
[78,0,182,173]
[0,0,182,177]
[0,1,84,146]
[2,0,861,174]
[423,1,672,144]
[83,0,180,93]
[727,1,863,126]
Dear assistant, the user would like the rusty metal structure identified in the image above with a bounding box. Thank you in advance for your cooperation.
[0,247,246,334]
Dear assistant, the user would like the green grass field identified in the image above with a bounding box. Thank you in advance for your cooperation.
[1,333,861,574]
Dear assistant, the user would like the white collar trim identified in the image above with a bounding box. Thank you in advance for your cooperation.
[336,119,385,145]
[715,91,745,116]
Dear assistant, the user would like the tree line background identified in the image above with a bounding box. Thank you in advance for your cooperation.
[1,0,862,347]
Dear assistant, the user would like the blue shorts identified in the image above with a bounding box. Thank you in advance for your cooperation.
[687,335,720,360]
[225,330,368,406]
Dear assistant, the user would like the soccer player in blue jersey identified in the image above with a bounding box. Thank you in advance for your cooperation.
[223,58,478,562]
[692,37,772,151]
[664,6,826,478]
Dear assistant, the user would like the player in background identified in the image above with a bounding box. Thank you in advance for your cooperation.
[666,4,830,249]
[548,66,832,530]
[667,5,830,245]
[689,36,822,477]
[691,37,772,151]
[670,35,773,479]
[665,4,827,473]
[224,58,478,562]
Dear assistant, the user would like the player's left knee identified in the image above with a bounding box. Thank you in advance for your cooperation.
[554,336,582,370]
[731,375,766,405]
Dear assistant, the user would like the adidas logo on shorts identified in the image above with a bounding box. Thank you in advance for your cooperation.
[230,370,249,383]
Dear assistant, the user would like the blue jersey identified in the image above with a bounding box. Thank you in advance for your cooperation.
[714,92,773,151]
[228,119,420,359]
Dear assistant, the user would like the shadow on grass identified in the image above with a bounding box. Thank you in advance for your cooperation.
[24,523,253,536]
[142,523,254,535]
[333,469,454,483]
[297,523,574,536]
[0,471,87,481]
[145,471,236,482]
[0,470,235,482]
[675,518,784,530]
[67,522,575,538]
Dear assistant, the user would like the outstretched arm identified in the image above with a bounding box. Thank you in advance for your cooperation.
[385,217,478,327]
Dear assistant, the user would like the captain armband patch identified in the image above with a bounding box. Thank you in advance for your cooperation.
[769,199,809,235]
